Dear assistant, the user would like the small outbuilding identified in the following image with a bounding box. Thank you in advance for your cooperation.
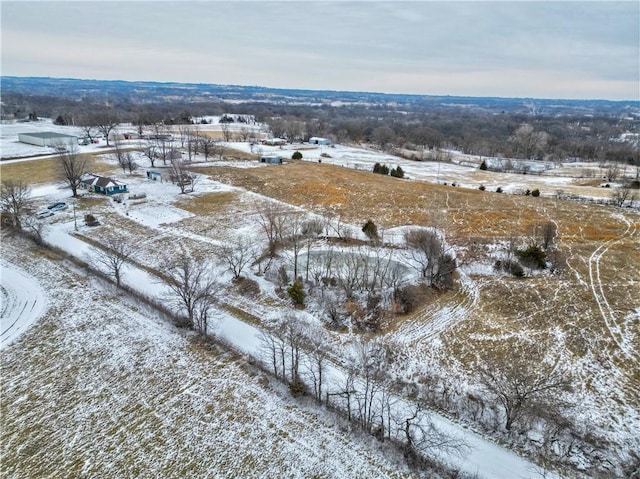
[262,138,287,146]
[18,132,78,148]
[309,137,331,146]
[259,155,283,165]
[79,174,128,195]
[146,170,172,182]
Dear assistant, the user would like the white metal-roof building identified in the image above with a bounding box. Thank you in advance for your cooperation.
[18,132,78,148]
[309,137,331,145]
[259,155,283,164]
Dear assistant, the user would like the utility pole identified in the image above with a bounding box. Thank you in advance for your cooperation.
[73,200,78,231]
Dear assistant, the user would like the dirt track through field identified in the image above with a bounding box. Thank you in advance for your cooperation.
[585,215,640,402]
[588,215,639,365]
[393,271,480,345]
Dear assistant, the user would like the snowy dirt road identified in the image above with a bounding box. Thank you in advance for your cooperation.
[0,261,48,350]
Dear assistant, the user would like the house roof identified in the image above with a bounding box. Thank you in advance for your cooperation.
[80,173,126,188]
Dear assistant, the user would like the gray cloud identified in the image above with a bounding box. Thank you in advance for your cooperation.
[2,1,638,99]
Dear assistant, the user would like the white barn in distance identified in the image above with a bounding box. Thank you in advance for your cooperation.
[18,132,78,148]
[309,137,331,145]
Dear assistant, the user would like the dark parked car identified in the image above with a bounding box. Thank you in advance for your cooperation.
[47,202,68,211]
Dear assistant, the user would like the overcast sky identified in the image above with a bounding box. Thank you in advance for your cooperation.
[2,1,638,100]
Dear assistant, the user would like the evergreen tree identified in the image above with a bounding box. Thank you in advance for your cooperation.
[362,220,379,240]
[287,280,306,306]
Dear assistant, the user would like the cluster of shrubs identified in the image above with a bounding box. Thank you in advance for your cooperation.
[494,258,525,277]
[373,162,404,178]
[495,244,548,277]
[477,185,541,197]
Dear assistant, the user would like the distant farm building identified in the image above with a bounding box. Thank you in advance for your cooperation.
[79,174,128,195]
[109,131,138,142]
[259,155,283,164]
[18,132,78,148]
[146,170,171,182]
[309,137,331,146]
[262,138,287,146]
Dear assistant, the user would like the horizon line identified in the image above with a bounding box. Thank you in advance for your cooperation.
[2,74,638,104]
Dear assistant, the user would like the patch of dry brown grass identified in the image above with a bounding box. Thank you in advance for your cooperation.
[203,162,630,243]
[175,191,239,216]
[204,161,639,405]
[0,155,115,185]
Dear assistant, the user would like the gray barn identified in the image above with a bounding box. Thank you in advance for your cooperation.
[18,132,78,148]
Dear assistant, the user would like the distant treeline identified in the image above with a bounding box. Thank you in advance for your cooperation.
[1,77,638,166]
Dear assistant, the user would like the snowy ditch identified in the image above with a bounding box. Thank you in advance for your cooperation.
[29,222,559,479]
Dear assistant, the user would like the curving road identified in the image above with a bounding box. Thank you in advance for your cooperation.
[0,261,48,350]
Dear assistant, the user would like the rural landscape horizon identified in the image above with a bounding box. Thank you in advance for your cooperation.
[1,2,639,479]
[4,74,640,103]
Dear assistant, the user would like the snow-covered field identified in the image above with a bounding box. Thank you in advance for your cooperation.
[0,260,48,350]
[0,242,418,478]
[0,224,559,479]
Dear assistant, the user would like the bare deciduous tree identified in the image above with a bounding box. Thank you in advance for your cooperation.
[478,342,571,431]
[170,157,195,194]
[176,123,190,147]
[394,404,469,464]
[21,215,46,246]
[256,202,290,259]
[605,163,621,182]
[58,145,88,197]
[404,228,456,288]
[143,145,158,168]
[302,218,323,281]
[215,236,258,280]
[114,140,126,173]
[371,126,396,150]
[324,212,352,240]
[0,179,32,229]
[239,126,252,141]
[282,312,306,384]
[113,140,136,174]
[89,232,137,288]
[509,123,549,160]
[287,213,308,281]
[220,122,232,142]
[610,185,636,208]
[123,152,138,174]
[350,338,386,432]
[158,249,218,335]
[304,324,330,403]
[534,221,558,250]
[93,112,119,146]
[260,328,286,380]
[404,228,438,279]
[78,121,96,143]
[200,136,215,161]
